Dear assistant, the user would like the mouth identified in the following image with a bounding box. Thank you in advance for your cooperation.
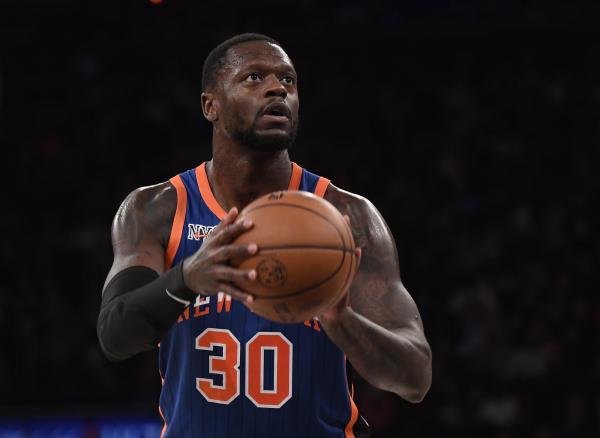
[260,101,291,124]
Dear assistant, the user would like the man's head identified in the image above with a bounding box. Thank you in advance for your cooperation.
[201,33,299,152]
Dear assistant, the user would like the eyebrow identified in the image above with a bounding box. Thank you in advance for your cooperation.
[237,61,297,76]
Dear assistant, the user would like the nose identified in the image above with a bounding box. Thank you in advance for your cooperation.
[264,74,287,99]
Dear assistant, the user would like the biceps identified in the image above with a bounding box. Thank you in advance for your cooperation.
[351,277,423,332]
[105,239,166,290]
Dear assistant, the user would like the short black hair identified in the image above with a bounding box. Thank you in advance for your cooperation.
[202,33,282,92]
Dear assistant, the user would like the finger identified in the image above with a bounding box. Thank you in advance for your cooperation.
[208,207,239,238]
[213,265,257,282]
[218,282,254,303]
[243,298,257,313]
[222,207,239,225]
[213,242,258,263]
[210,218,254,246]
[355,247,362,271]
[343,214,351,225]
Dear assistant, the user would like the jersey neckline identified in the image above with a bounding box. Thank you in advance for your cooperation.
[195,161,303,220]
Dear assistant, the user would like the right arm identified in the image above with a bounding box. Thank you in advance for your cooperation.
[97,182,257,362]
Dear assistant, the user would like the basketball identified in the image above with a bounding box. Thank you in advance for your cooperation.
[232,190,357,323]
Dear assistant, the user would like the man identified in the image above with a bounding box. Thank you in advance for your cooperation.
[98,33,431,437]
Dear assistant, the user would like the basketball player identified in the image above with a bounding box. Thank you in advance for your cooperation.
[97,34,431,437]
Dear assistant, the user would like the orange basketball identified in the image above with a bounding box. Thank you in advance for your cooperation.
[232,190,356,323]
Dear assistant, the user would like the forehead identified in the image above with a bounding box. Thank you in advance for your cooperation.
[223,40,295,73]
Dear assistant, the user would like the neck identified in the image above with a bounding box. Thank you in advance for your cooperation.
[207,140,292,212]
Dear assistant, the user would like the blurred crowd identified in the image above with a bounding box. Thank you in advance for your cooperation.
[1,1,599,437]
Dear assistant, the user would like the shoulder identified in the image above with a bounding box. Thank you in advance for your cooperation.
[104,180,180,285]
[115,181,177,225]
[323,183,371,214]
[323,184,388,249]
[112,180,178,246]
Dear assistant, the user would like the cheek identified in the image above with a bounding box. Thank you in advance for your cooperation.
[290,97,300,118]
[219,97,250,128]
[230,94,258,121]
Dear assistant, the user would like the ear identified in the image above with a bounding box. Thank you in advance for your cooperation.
[201,92,218,122]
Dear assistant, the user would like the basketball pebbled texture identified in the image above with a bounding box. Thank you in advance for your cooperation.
[232,190,356,323]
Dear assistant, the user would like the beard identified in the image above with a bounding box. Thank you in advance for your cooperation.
[233,114,299,152]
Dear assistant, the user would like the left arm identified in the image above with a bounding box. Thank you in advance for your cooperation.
[321,185,432,403]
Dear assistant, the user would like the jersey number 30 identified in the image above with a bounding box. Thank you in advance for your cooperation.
[196,328,292,408]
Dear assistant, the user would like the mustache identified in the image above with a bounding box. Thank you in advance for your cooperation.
[258,101,292,119]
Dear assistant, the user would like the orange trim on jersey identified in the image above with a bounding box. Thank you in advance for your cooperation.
[158,405,167,438]
[196,162,228,220]
[196,161,304,218]
[288,162,303,190]
[345,394,359,438]
[344,358,359,438]
[164,175,188,270]
[314,177,331,198]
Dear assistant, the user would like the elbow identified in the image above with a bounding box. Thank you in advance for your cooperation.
[96,301,158,362]
[402,373,431,404]
[98,336,126,363]
[395,372,431,404]
[384,341,431,403]
[96,304,134,363]
[404,343,432,403]
[97,318,127,363]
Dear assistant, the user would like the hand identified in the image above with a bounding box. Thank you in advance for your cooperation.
[182,207,257,303]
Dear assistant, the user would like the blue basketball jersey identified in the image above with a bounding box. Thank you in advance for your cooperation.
[158,162,364,438]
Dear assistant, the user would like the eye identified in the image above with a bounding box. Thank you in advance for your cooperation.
[246,73,261,82]
[281,75,296,85]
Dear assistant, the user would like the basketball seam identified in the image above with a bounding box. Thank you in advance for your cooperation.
[242,202,343,230]
[254,247,349,300]
[257,245,354,252]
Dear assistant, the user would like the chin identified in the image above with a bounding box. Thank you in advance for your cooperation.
[258,134,294,151]
[243,130,296,152]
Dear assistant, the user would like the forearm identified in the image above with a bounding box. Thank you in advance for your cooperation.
[321,307,432,403]
[97,262,196,361]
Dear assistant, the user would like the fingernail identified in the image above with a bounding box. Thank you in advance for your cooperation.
[248,243,258,254]
[246,295,254,303]
[244,219,253,228]
[248,269,257,280]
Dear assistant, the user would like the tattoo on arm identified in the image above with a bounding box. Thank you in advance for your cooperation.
[105,182,177,289]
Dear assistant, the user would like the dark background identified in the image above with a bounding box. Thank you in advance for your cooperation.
[1,0,599,437]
